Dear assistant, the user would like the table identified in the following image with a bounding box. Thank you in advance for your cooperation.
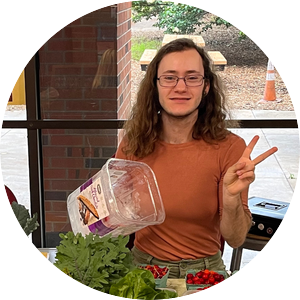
[139,49,157,71]
[207,51,227,70]
[230,234,270,272]
[162,34,205,47]
[38,248,57,263]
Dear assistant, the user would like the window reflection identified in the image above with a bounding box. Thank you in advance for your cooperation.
[92,49,117,89]
[38,7,122,120]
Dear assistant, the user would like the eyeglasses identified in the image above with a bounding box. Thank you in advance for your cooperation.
[157,74,205,87]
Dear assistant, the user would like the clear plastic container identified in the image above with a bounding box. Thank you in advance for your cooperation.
[67,158,165,237]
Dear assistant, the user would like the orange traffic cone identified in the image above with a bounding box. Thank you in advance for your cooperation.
[261,60,279,102]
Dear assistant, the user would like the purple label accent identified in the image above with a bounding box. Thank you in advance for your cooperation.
[89,220,114,236]
[80,178,93,192]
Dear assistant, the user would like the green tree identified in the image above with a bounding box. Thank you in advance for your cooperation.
[132,1,239,36]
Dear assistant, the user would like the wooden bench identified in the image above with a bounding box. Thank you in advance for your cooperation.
[207,51,227,71]
[139,49,157,71]
[139,49,227,72]
[162,34,205,47]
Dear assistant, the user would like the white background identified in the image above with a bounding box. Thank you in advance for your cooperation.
[0,1,299,299]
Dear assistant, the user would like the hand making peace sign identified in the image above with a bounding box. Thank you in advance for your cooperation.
[223,135,278,197]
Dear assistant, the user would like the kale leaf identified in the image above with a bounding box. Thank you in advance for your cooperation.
[11,201,39,236]
[54,232,135,292]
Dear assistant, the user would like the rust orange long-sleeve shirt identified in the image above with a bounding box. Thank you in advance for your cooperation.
[115,133,251,261]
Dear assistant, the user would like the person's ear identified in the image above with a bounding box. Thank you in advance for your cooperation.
[204,81,210,96]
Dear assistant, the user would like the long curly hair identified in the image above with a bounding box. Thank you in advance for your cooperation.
[92,49,116,89]
[123,38,234,158]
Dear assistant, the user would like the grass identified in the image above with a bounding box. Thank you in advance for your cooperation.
[131,37,161,61]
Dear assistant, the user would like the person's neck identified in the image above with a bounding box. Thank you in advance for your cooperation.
[160,111,197,144]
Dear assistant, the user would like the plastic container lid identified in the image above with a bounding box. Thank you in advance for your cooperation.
[67,158,165,237]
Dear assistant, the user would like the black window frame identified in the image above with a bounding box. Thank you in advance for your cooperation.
[2,53,298,248]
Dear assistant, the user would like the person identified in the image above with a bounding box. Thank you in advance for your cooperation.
[92,49,117,89]
[115,38,277,278]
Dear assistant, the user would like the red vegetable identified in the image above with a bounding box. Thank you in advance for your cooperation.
[139,265,169,279]
[186,269,226,286]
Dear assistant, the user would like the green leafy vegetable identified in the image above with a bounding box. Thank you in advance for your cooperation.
[54,232,135,293]
[109,269,178,299]
[11,201,39,236]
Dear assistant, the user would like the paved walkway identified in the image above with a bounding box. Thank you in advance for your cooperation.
[223,110,298,269]
[1,108,299,270]
[1,108,29,208]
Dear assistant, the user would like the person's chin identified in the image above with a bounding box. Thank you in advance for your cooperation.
[165,109,197,119]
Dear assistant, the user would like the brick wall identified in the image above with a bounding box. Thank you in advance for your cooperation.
[117,2,132,120]
[39,3,132,246]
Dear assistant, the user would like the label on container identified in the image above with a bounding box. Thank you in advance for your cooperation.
[78,177,109,227]
[76,168,127,233]
[88,220,115,236]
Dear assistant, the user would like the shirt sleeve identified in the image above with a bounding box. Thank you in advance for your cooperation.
[218,134,252,219]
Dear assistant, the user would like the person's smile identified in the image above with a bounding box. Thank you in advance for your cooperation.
[169,97,191,102]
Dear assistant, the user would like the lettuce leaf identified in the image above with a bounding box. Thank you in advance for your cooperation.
[109,269,178,299]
